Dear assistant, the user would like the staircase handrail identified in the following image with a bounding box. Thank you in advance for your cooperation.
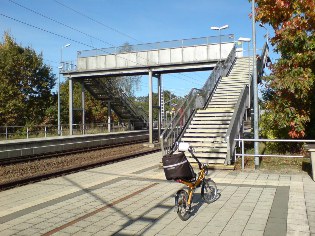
[248,42,269,108]
[160,45,237,155]
[202,47,236,99]
[225,42,269,164]
[119,89,148,122]
[97,78,148,123]
[160,88,201,154]
[225,86,249,164]
[257,42,269,77]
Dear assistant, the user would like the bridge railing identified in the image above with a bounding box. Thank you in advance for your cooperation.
[78,35,235,58]
[160,46,237,155]
[225,86,249,165]
[111,84,149,127]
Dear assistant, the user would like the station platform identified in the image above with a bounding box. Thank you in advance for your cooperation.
[0,152,314,236]
[0,130,155,160]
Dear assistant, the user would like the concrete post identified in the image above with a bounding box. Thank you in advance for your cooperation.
[307,146,315,181]
[310,151,315,181]
[69,77,73,135]
[148,70,153,144]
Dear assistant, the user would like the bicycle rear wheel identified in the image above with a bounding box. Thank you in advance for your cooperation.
[176,190,191,221]
[201,178,217,204]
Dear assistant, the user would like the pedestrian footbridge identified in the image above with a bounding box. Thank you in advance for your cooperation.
[61,35,269,166]
[61,35,235,135]
[63,35,235,77]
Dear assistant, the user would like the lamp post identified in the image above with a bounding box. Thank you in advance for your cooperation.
[252,0,259,169]
[58,43,71,136]
[259,23,269,44]
[210,24,229,75]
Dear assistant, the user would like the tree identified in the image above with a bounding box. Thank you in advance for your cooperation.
[134,90,184,121]
[254,0,315,139]
[0,32,56,126]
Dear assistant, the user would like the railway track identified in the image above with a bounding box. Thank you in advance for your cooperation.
[0,139,149,165]
[0,142,160,191]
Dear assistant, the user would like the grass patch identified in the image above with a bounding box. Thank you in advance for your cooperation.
[235,143,311,174]
[235,155,311,174]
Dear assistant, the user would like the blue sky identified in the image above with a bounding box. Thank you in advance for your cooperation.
[0,0,275,97]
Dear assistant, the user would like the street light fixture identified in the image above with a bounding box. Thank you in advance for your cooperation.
[210,24,229,75]
[58,43,71,136]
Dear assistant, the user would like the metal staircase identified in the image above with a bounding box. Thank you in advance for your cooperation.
[181,57,252,164]
[160,43,269,166]
[83,77,148,129]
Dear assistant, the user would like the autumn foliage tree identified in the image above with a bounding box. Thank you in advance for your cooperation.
[254,0,315,140]
[59,81,109,125]
[0,32,56,126]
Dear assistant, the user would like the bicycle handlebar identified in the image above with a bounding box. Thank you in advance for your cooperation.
[188,147,203,170]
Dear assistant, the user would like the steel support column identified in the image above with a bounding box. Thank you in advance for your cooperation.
[252,0,260,169]
[148,70,153,144]
[57,72,61,136]
[69,77,73,135]
[157,74,162,139]
[81,82,85,135]
[108,101,111,132]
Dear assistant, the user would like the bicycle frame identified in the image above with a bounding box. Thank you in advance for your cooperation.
[175,158,206,209]
[172,143,217,220]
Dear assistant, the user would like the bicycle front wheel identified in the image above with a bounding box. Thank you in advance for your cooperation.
[201,178,217,204]
[176,190,191,221]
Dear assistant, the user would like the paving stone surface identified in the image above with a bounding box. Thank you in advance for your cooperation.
[0,151,314,236]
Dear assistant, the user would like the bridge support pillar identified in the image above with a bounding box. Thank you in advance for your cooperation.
[69,77,73,135]
[148,70,153,144]
[108,101,111,132]
[157,74,162,140]
[81,82,85,134]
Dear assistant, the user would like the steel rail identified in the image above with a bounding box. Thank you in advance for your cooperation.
[0,144,160,191]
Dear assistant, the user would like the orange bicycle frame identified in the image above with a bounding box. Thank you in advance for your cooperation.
[177,167,206,205]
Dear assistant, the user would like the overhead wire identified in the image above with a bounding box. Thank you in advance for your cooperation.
[0,13,91,48]
[4,1,214,91]
[8,0,115,48]
[53,0,144,44]
[52,0,205,86]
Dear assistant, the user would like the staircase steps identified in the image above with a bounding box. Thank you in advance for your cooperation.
[180,57,252,166]
[190,120,230,125]
[188,124,229,129]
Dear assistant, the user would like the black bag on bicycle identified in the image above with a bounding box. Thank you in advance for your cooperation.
[162,152,196,181]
